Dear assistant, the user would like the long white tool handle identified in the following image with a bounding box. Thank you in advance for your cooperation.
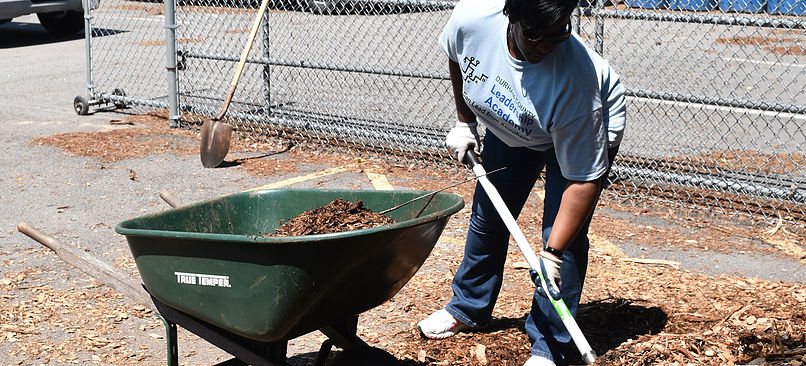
[468,157,596,365]
[472,165,540,267]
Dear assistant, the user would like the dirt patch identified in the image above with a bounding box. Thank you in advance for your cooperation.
[694,150,803,176]
[113,3,282,16]
[269,198,393,236]
[32,112,196,163]
[31,112,295,175]
[621,151,805,179]
[112,3,163,16]
[177,5,257,15]
[129,38,206,47]
[613,152,806,222]
[716,35,805,57]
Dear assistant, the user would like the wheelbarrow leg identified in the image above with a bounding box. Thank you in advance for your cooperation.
[313,339,335,366]
[151,295,288,366]
[154,312,179,366]
[314,315,369,365]
[319,315,367,350]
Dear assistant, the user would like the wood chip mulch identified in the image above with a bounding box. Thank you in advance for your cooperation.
[14,112,806,365]
[365,244,806,366]
[269,198,393,236]
[32,112,197,162]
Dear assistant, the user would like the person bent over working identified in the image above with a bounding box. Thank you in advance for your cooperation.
[416,0,627,364]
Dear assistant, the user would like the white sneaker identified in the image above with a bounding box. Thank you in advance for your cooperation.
[523,355,556,366]
[417,308,469,339]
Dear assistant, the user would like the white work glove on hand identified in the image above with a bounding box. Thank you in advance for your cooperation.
[536,250,563,299]
[445,121,480,162]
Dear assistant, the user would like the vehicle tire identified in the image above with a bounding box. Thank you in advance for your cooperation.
[306,0,339,14]
[73,96,90,115]
[37,10,84,35]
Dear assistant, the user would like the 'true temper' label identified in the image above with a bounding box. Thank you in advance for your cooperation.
[174,272,231,288]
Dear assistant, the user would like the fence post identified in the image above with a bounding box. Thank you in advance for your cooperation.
[164,0,181,128]
[82,0,96,101]
[595,0,604,55]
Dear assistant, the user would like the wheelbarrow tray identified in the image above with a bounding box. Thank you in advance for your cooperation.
[116,188,464,343]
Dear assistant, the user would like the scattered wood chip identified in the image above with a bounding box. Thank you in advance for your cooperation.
[473,344,487,365]
[618,257,681,268]
[417,350,426,363]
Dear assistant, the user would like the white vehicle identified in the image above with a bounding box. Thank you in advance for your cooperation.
[0,0,99,35]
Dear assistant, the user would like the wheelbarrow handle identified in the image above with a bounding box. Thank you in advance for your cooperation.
[17,221,60,252]
[17,222,156,312]
[159,190,184,208]
[463,151,596,365]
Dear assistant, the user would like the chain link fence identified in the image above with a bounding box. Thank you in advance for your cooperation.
[77,0,172,115]
[576,1,805,221]
[77,0,805,222]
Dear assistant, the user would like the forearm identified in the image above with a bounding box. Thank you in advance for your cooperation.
[545,181,600,252]
[448,59,476,123]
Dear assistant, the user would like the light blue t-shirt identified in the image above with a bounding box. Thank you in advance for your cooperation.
[439,0,626,181]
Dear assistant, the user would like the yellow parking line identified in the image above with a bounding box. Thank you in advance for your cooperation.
[366,172,394,190]
[766,238,806,265]
[589,233,626,258]
[438,235,465,246]
[535,189,545,200]
[244,164,357,192]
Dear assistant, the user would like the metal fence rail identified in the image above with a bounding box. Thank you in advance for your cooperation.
[78,0,805,222]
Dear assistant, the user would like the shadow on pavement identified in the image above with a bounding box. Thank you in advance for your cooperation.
[0,21,125,48]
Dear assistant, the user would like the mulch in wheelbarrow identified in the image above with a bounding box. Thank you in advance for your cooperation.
[269,198,394,237]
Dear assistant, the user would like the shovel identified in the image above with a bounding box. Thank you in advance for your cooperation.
[200,0,272,168]
[464,151,596,365]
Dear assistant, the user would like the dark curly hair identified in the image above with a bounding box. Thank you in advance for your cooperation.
[503,0,577,36]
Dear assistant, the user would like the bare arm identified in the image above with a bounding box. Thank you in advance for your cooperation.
[545,181,600,252]
[449,59,476,123]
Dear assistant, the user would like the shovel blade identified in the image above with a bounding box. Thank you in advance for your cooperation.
[199,118,233,168]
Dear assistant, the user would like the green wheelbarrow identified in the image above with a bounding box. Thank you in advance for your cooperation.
[114,188,464,365]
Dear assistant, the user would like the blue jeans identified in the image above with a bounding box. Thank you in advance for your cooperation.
[445,132,617,364]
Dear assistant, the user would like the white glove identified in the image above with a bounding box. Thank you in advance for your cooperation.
[538,250,562,298]
[445,121,480,162]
